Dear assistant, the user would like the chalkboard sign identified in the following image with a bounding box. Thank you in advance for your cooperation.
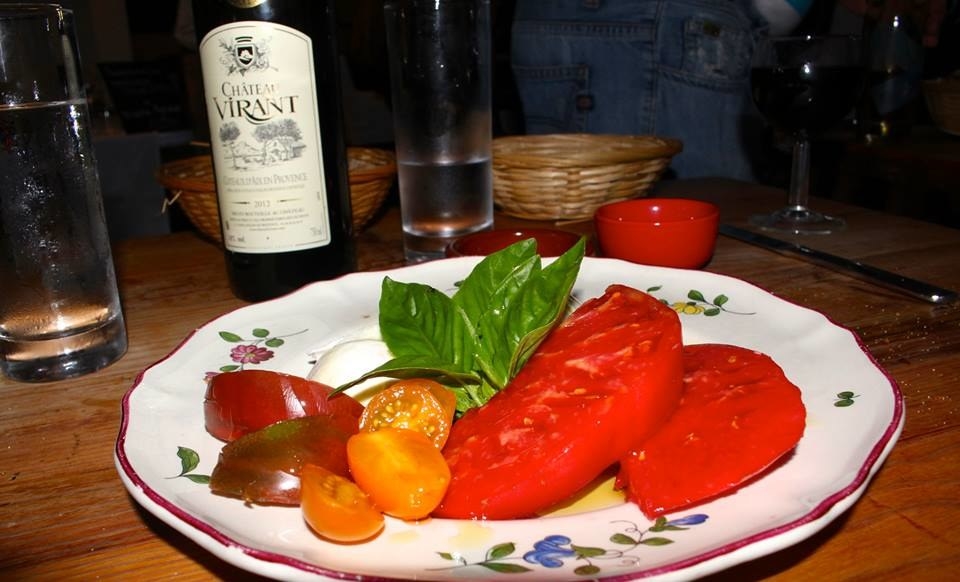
[98,59,192,133]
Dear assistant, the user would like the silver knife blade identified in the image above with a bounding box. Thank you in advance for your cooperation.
[719,223,958,305]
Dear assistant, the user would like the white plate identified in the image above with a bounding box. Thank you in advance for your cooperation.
[115,257,903,581]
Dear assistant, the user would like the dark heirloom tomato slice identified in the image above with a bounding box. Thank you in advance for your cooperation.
[209,415,354,505]
[204,369,364,441]
[618,343,807,517]
[434,285,684,520]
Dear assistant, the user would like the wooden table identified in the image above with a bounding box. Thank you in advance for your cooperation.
[2,178,958,580]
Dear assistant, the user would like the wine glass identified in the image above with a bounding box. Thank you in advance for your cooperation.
[750,35,863,234]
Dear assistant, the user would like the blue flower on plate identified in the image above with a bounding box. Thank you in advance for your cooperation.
[664,514,709,527]
[522,535,576,568]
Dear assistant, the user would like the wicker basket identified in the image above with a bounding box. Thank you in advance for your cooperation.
[492,134,682,221]
[157,147,396,243]
[923,76,960,136]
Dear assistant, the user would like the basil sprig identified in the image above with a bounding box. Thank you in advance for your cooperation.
[336,238,586,412]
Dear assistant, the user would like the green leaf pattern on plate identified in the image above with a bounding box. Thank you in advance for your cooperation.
[646,286,755,316]
[172,446,210,484]
[835,391,860,407]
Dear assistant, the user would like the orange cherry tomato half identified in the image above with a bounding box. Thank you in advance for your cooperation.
[347,428,451,521]
[359,379,457,449]
[300,464,384,543]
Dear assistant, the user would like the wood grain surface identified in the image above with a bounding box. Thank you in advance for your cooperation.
[2,178,957,581]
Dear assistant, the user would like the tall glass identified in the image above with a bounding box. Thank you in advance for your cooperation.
[750,35,863,234]
[384,0,494,262]
[0,4,127,382]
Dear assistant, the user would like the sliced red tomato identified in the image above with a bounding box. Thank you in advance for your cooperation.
[433,284,684,520]
[359,379,457,448]
[617,343,807,517]
[300,464,384,543]
[209,415,354,505]
[204,369,364,441]
[347,428,451,520]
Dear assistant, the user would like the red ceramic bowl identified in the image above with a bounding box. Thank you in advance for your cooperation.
[594,198,719,268]
[446,228,590,258]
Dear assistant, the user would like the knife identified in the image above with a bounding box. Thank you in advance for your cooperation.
[719,224,958,305]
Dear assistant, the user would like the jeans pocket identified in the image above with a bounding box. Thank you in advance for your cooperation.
[512,64,590,133]
[666,15,753,93]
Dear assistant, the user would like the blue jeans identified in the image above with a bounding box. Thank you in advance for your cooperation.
[511,0,769,180]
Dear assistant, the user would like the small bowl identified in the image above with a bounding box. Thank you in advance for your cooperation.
[446,228,590,258]
[594,198,719,268]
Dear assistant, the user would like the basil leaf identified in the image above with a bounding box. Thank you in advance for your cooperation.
[450,381,500,413]
[475,238,585,386]
[336,354,480,390]
[453,238,539,327]
[335,354,493,410]
[456,255,541,389]
[508,238,585,376]
[378,277,471,368]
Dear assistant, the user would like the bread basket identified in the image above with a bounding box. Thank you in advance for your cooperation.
[923,75,960,136]
[157,147,396,243]
[492,134,682,221]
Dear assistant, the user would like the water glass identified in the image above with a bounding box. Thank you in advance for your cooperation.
[384,0,494,263]
[0,4,127,382]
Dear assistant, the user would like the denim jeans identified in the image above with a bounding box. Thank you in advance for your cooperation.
[511,0,769,180]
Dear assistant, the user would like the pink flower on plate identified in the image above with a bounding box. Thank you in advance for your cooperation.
[230,344,274,365]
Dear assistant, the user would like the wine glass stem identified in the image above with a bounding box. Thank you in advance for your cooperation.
[788,135,811,212]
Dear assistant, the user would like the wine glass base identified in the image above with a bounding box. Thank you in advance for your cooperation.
[750,209,845,235]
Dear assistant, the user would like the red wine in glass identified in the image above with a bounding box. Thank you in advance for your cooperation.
[750,35,863,234]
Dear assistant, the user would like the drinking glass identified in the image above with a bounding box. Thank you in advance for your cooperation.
[0,4,127,381]
[384,0,494,263]
[750,35,863,234]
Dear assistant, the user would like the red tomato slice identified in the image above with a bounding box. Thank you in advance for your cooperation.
[204,369,364,441]
[301,464,384,543]
[617,343,807,517]
[209,415,354,505]
[434,285,684,519]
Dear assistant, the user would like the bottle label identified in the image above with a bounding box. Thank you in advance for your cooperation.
[199,21,331,253]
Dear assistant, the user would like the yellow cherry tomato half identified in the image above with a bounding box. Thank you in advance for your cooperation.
[300,463,384,543]
[359,379,457,449]
[347,427,451,520]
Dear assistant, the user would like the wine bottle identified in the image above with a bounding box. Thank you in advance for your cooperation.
[856,0,925,143]
[192,0,355,302]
